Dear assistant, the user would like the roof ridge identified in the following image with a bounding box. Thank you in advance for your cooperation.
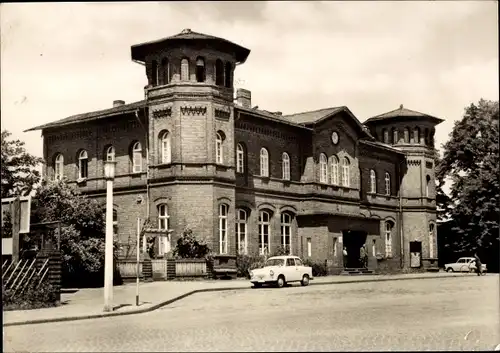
[283,106,344,117]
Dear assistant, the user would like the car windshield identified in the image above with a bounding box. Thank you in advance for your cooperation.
[265,259,285,267]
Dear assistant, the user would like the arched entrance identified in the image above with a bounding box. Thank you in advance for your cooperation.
[342,230,368,268]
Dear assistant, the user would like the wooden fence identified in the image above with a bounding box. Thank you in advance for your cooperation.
[2,257,49,295]
[175,259,207,277]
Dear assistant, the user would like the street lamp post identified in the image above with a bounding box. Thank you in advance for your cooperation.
[103,161,116,312]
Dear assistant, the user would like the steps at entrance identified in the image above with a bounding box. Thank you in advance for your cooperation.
[340,268,374,276]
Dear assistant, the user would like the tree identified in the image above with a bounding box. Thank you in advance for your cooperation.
[1,130,44,198]
[436,99,499,270]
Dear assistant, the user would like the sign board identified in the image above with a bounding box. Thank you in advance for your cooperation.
[2,237,13,255]
[1,196,32,234]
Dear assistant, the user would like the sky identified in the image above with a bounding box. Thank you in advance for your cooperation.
[1,1,498,191]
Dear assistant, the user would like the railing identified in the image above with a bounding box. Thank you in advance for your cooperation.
[2,258,49,295]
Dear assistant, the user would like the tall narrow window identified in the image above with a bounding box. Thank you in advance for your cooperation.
[78,150,88,179]
[219,204,228,254]
[385,172,391,196]
[333,237,338,257]
[370,169,376,193]
[429,223,435,258]
[236,209,247,255]
[160,131,171,164]
[426,175,431,198]
[216,132,224,164]
[196,57,205,82]
[236,144,244,173]
[383,129,389,144]
[224,62,232,88]
[106,146,115,162]
[258,211,270,255]
[132,142,142,173]
[385,222,393,257]
[342,157,350,187]
[372,239,376,257]
[215,59,224,86]
[161,58,169,85]
[404,128,410,143]
[307,238,312,257]
[424,128,430,146]
[414,127,420,144]
[54,154,64,180]
[181,58,189,81]
[151,60,158,86]
[319,153,328,183]
[158,204,170,255]
[280,213,292,254]
[330,155,339,185]
[282,152,290,181]
[392,128,398,144]
[260,148,269,177]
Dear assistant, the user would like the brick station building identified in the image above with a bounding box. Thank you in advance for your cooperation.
[26,29,443,273]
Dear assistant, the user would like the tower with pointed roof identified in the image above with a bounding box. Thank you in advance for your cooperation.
[364,104,444,270]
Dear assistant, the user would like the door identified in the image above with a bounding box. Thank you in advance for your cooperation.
[343,230,367,268]
[410,241,422,268]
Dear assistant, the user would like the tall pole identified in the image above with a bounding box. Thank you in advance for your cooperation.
[136,217,141,306]
[103,163,115,312]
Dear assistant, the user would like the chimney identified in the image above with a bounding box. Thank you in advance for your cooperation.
[113,100,125,107]
[236,89,251,108]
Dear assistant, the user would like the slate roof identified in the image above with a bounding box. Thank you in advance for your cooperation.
[365,104,444,124]
[235,106,312,130]
[359,140,405,155]
[282,107,345,125]
[24,100,146,132]
[131,28,250,64]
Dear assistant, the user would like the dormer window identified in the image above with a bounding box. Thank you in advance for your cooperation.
[181,58,189,81]
[224,62,232,88]
[196,57,206,82]
[215,59,224,86]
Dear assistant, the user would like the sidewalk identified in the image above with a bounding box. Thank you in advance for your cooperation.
[3,272,470,327]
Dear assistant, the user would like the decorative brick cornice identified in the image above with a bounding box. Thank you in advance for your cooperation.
[152,106,172,119]
[407,160,421,166]
[180,106,207,116]
[214,108,231,121]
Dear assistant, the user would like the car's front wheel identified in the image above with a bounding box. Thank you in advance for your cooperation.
[301,274,310,287]
[446,267,454,272]
[276,275,285,288]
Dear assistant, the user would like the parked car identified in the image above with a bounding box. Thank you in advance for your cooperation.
[249,255,313,288]
[444,257,487,273]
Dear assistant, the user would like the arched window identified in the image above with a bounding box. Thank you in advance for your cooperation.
[385,221,393,257]
[342,157,350,187]
[404,128,410,143]
[236,144,245,173]
[392,128,398,144]
[151,60,158,86]
[414,127,420,144]
[370,169,376,193]
[280,213,292,255]
[196,57,205,82]
[330,155,339,185]
[215,59,224,86]
[132,142,142,173]
[319,154,328,183]
[106,146,115,162]
[219,204,228,254]
[383,129,389,144]
[78,150,88,179]
[385,172,391,196]
[161,58,169,85]
[258,210,271,255]
[260,148,269,177]
[426,175,431,198]
[224,62,232,88]
[282,152,290,181]
[54,154,64,180]
[216,132,224,164]
[180,58,189,81]
[236,209,247,255]
[429,223,435,258]
[158,204,170,256]
[160,131,171,164]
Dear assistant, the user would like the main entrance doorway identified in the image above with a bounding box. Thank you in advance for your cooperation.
[342,230,368,268]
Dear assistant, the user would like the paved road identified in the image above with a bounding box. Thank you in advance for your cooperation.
[4,275,499,352]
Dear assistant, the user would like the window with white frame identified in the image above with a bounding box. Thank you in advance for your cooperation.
[342,157,350,187]
[282,152,290,180]
[258,210,270,255]
[216,132,224,164]
[372,239,376,257]
[383,129,389,144]
[319,153,328,183]
[236,144,244,173]
[160,131,171,164]
[429,223,435,258]
[307,237,312,257]
[370,169,376,193]
[236,209,247,254]
[280,213,292,254]
[78,150,88,179]
[132,142,142,173]
[181,58,189,81]
[330,155,339,185]
[106,146,115,162]
[54,154,64,180]
[260,148,269,177]
[385,221,393,257]
[158,204,170,255]
[219,204,228,254]
[404,128,410,143]
[385,172,391,195]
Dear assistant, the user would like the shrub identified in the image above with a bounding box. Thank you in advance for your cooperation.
[172,228,211,259]
[236,254,266,278]
[271,245,290,257]
[2,277,59,311]
[303,259,328,277]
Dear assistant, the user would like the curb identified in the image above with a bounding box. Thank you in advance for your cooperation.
[3,274,465,327]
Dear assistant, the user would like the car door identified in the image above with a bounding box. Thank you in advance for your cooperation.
[457,258,468,272]
[294,258,305,280]
[285,258,298,281]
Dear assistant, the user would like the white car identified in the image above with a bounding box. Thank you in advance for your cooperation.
[249,256,313,288]
[445,257,487,273]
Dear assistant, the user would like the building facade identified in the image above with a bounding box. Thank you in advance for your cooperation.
[26,29,443,273]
